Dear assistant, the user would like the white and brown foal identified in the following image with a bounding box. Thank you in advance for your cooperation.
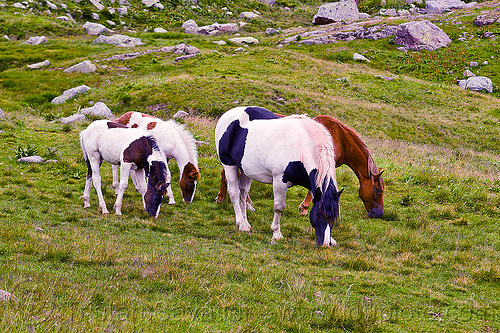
[114,112,200,204]
[80,120,171,217]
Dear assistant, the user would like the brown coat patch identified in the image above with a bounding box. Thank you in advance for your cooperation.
[115,111,134,126]
[147,122,157,130]
[107,121,128,129]
[122,137,153,170]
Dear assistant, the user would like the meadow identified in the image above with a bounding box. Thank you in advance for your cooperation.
[1,0,500,331]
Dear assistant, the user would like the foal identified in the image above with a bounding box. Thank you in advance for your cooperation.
[80,120,171,217]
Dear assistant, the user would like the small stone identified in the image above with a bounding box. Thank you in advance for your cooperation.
[0,290,15,301]
[173,110,188,118]
[27,60,50,69]
[34,227,45,232]
[17,156,44,163]
[353,53,370,62]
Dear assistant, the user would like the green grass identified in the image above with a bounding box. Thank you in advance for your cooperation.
[0,1,499,331]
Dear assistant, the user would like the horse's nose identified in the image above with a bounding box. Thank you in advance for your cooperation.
[368,208,383,219]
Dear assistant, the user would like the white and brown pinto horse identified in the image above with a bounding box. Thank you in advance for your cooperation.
[215,107,342,247]
[80,120,171,217]
[113,112,200,204]
[216,109,385,218]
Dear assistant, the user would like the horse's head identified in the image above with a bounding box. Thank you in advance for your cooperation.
[359,170,385,218]
[180,162,200,203]
[310,182,343,247]
[144,161,171,218]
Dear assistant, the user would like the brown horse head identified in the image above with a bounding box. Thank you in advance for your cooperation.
[359,169,384,218]
[180,162,200,203]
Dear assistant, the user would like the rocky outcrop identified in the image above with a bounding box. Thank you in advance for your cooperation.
[64,60,97,73]
[24,36,47,45]
[92,35,144,47]
[182,19,239,36]
[82,22,112,35]
[394,20,451,51]
[313,0,360,25]
[80,102,113,118]
[458,76,493,93]
[426,0,466,14]
[52,85,90,105]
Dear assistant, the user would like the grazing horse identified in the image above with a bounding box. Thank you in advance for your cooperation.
[114,112,200,204]
[216,109,385,218]
[80,120,171,217]
[215,106,342,247]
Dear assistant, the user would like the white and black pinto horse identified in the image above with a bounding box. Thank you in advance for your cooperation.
[113,112,200,204]
[80,120,171,217]
[215,106,342,247]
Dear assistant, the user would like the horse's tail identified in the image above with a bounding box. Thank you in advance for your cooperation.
[79,131,92,180]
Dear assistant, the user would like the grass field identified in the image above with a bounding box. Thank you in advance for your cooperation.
[1,1,500,331]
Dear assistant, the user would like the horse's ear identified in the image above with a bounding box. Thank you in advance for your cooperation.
[338,188,344,197]
[374,170,384,179]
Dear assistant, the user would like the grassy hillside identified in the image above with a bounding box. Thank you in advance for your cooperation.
[0,0,500,331]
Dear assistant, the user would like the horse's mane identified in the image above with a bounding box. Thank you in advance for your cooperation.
[307,119,337,192]
[165,120,199,167]
[337,120,379,176]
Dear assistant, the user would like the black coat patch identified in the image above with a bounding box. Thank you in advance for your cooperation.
[244,106,280,121]
[218,120,248,169]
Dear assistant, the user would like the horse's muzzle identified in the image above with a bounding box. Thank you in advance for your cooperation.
[368,207,383,219]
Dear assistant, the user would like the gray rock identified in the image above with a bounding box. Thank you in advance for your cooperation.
[64,60,97,73]
[474,15,499,26]
[463,70,474,77]
[313,0,360,25]
[397,9,410,16]
[117,6,128,15]
[229,37,259,45]
[59,114,86,124]
[27,60,50,69]
[90,0,104,11]
[82,22,111,35]
[24,36,47,45]
[18,156,44,163]
[153,27,168,33]
[142,0,159,7]
[12,2,27,9]
[46,0,57,9]
[213,40,227,45]
[239,12,260,19]
[426,0,465,14]
[266,28,279,35]
[52,85,90,105]
[458,76,493,93]
[0,290,15,301]
[56,16,70,21]
[394,20,451,51]
[353,53,370,62]
[182,19,199,34]
[173,110,189,118]
[0,108,5,120]
[79,102,113,118]
[92,34,144,47]
[92,13,100,20]
[257,0,276,5]
[469,61,479,68]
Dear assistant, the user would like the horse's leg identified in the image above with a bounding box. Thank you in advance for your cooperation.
[83,162,93,209]
[111,164,120,195]
[215,169,227,204]
[238,174,252,222]
[224,165,251,232]
[114,163,132,215]
[89,159,109,214]
[271,179,288,240]
[133,168,147,209]
[298,190,312,216]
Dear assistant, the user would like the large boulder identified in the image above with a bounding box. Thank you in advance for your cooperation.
[394,20,451,51]
[425,0,465,14]
[64,60,97,73]
[313,0,360,25]
[458,76,493,93]
[92,35,144,47]
[79,102,113,118]
[23,36,47,45]
[82,21,112,35]
[52,85,90,105]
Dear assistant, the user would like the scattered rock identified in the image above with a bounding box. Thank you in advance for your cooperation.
[12,2,27,9]
[90,0,105,11]
[56,16,70,21]
[469,61,479,68]
[426,0,465,14]
[64,60,97,73]
[266,28,279,35]
[353,53,370,62]
[34,227,45,232]
[229,37,259,45]
[463,69,475,77]
[0,108,5,120]
[18,156,44,163]
[474,15,499,26]
[82,21,112,35]
[213,40,227,45]
[313,0,360,25]
[154,27,168,33]
[117,6,128,15]
[173,110,189,118]
[394,20,451,51]
[52,85,90,105]
[239,12,260,19]
[23,36,47,45]
[59,114,87,124]
[27,60,50,69]
[92,34,144,47]
[458,76,493,93]
[79,102,113,118]
[0,290,15,301]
